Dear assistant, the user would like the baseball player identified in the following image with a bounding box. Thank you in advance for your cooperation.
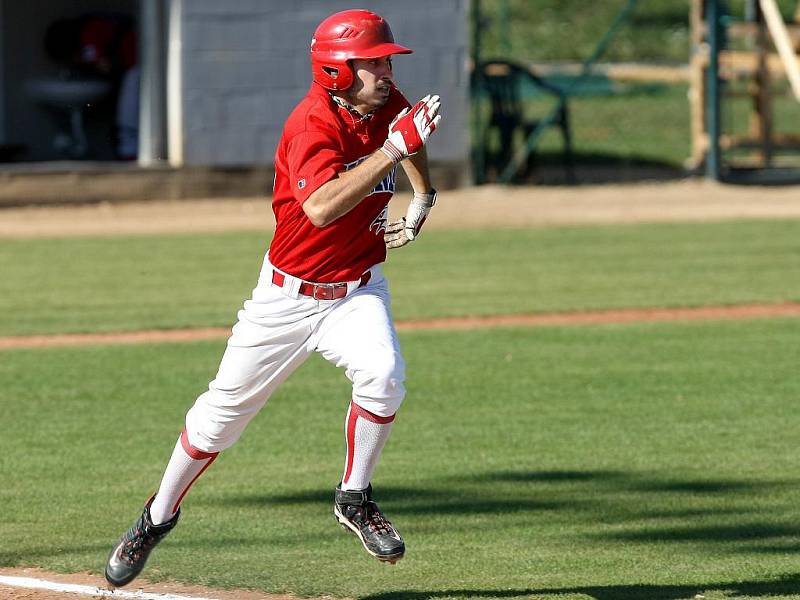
[105,9,441,587]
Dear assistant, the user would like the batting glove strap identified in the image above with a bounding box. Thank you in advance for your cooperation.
[412,189,437,208]
[380,140,405,164]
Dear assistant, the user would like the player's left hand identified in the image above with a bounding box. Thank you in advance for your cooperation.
[385,189,437,249]
[384,218,409,249]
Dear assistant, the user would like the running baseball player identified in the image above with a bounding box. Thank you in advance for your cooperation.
[105,9,441,587]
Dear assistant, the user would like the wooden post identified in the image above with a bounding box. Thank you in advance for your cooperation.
[688,0,709,169]
[690,0,705,47]
[750,1,774,166]
[705,0,722,179]
[760,0,800,100]
[688,51,709,169]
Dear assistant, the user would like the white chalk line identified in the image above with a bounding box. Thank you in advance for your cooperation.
[0,575,220,600]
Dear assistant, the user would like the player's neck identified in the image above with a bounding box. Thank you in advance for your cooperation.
[330,93,373,119]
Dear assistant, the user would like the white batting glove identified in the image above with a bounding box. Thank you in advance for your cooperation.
[384,189,437,249]
[404,189,437,241]
[381,95,442,164]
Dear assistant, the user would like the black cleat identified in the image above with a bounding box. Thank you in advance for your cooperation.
[333,484,405,564]
[104,496,180,587]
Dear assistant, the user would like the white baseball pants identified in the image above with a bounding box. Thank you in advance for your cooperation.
[184,255,406,454]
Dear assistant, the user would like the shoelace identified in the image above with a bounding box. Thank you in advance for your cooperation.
[121,522,158,563]
[365,503,394,535]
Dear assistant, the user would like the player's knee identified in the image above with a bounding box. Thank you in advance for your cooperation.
[352,351,406,414]
[361,350,405,393]
[184,389,255,453]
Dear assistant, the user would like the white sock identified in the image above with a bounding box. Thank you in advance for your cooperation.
[340,401,395,492]
[149,430,218,525]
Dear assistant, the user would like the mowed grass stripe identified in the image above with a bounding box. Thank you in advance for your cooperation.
[0,219,799,336]
[2,319,800,599]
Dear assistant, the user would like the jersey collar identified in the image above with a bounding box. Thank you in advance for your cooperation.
[328,93,374,122]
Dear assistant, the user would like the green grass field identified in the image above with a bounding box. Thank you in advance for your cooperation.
[2,320,800,599]
[1,219,799,336]
[2,220,800,599]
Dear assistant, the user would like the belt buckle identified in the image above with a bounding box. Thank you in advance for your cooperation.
[313,282,345,300]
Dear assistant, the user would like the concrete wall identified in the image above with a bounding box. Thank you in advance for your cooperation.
[179,1,469,166]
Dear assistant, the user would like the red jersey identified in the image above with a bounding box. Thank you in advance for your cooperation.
[269,82,411,282]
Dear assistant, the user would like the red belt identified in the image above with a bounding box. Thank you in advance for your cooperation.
[271,269,371,300]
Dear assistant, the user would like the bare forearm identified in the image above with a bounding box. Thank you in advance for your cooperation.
[401,147,433,193]
[384,147,437,250]
[303,150,395,227]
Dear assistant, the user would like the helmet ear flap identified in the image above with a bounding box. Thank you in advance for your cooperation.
[314,60,354,90]
[338,60,354,90]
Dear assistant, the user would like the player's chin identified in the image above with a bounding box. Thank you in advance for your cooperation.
[368,98,389,110]
[371,90,391,108]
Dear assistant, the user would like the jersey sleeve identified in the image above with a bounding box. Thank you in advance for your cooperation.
[286,129,344,204]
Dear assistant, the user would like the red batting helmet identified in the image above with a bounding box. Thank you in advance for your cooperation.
[310,9,412,91]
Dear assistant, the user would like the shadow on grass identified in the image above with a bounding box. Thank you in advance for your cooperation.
[628,479,781,494]
[479,469,626,483]
[219,469,796,520]
[214,470,800,557]
[220,485,567,516]
[358,573,800,599]
[475,469,790,495]
[600,523,800,543]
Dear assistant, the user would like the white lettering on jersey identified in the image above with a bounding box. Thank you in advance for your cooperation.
[369,205,389,235]
[343,156,397,197]
[344,156,395,236]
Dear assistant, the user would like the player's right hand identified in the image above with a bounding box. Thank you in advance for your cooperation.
[380,95,442,164]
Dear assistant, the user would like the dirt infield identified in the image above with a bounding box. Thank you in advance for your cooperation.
[0,567,311,600]
[2,179,800,238]
[2,303,800,350]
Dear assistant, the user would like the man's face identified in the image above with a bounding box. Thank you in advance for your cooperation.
[345,56,394,113]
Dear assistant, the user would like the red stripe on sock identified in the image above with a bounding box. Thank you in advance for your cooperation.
[350,401,396,424]
[180,428,219,460]
[342,401,395,485]
[343,404,357,485]
[171,454,217,515]
[168,430,219,515]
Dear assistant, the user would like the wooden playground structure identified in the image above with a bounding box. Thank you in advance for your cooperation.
[470,0,800,183]
[689,0,800,176]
